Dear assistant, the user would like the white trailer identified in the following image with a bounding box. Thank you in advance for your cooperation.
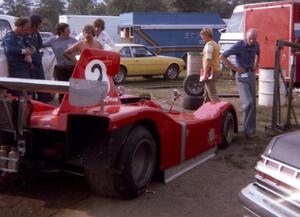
[59,15,122,43]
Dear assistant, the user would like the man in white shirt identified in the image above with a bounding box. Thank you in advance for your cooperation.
[76,18,114,50]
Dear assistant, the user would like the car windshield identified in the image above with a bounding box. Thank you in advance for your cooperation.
[132,46,154,57]
[226,12,244,33]
[119,47,132,57]
[266,132,300,169]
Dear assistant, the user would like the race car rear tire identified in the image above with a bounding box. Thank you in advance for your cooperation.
[85,125,156,199]
[113,65,127,84]
[182,95,204,110]
[219,111,234,149]
[183,74,204,96]
[116,125,156,199]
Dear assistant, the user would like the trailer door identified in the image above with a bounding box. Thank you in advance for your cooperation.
[245,4,291,78]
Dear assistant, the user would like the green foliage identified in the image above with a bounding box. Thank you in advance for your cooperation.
[1,0,30,17]
[33,0,65,32]
[106,0,167,15]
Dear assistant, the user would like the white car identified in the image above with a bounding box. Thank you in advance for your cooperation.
[0,15,56,79]
[239,131,300,217]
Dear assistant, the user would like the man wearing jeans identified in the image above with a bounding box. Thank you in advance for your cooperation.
[220,29,260,138]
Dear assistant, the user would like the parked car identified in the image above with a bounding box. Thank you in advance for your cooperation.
[40,31,54,42]
[113,43,185,84]
[239,131,300,217]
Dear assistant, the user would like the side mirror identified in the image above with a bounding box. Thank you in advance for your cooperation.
[173,89,181,101]
[118,86,126,96]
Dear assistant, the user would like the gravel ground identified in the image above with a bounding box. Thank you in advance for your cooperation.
[0,76,299,217]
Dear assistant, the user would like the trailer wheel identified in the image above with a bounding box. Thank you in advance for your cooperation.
[113,66,127,84]
[164,64,179,80]
[219,111,234,149]
[85,125,156,199]
[183,74,204,96]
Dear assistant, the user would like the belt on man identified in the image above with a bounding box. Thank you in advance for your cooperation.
[245,68,254,72]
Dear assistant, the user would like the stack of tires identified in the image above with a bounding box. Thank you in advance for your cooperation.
[183,52,204,110]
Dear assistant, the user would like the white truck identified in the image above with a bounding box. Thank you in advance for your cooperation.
[0,14,56,79]
[219,5,244,73]
[59,15,122,43]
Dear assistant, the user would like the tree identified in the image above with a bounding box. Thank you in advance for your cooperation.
[67,0,92,14]
[1,0,30,17]
[33,0,65,32]
[167,0,212,12]
[87,2,107,15]
[106,0,167,15]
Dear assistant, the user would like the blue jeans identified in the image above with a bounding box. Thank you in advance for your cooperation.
[235,71,256,135]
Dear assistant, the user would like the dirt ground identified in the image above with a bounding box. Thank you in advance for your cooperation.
[0,76,299,217]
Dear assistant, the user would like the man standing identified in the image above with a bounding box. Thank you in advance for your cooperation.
[2,17,33,97]
[26,14,52,102]
[2,17,32,79]
[43,23,77,102]
[220,28,260,138]
[76,18,114,50]
[200,28,221,103]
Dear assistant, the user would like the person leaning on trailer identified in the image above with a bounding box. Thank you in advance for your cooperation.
[76,18,114,50]
[43,23,78,102]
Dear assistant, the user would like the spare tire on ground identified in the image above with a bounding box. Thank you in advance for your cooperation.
[182,95,204,110]
[183,74,204,96]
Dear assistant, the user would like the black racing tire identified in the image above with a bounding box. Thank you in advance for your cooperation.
[113,65,127,84]
[85,125,156,199]
[218,111,234,149]
[183,74,204,96]
[164,64,179,80]
[182,95,204,110]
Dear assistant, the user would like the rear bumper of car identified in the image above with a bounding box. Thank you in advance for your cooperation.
[239,183,300,217]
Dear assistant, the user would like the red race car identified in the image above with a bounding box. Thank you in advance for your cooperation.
[0,49,238,199]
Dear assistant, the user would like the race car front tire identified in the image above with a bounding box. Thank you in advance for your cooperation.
[219,111,234,149]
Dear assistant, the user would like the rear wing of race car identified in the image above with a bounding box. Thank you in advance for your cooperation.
[0,77,69,93]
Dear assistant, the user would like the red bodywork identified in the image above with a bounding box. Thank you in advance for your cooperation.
[25,48,237,171]
[244,1,300,82]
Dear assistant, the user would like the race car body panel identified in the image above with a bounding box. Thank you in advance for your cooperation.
[0,48,237,198]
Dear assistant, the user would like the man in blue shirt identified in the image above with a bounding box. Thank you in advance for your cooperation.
[2,17,33,79]
[220,28,260,138]
[25,14,52,102]
[2,17,34,97]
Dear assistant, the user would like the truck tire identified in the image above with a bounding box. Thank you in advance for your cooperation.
[85,125,156,199]
[164,64,179,80]
[219,111,234,149]
[183,74,204,96]
[182,95,204,110]
[113,66,127,84]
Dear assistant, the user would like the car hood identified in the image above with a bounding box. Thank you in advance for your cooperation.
[264,131,300,169]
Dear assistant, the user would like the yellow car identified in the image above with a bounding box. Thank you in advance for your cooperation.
[113,44,185,84]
